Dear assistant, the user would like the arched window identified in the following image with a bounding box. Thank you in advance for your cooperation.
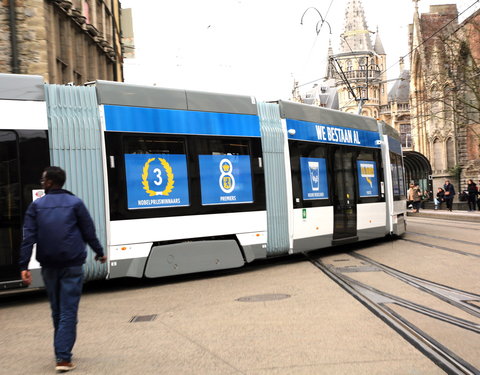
[446,137,455,169]
[433,138,443,171]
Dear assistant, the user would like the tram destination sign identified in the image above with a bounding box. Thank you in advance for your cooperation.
[286,119,380,148]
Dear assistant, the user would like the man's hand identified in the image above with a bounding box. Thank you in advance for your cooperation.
[21,270,32,286]
[95,255,107,264]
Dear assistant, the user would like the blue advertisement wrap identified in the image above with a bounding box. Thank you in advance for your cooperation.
[286,119,380,148]
[357,161,379,197]
[199,155,253,205]
[103,105,261,137]
[300,157,329,200]
[124,154,189,209]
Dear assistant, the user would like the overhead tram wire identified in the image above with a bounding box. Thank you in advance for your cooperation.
[295,3,334,94]
[377,0,480,83]
[383,2,480,124]
[299,6,333,77]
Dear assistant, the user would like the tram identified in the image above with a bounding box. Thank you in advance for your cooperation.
[0,73,406,290]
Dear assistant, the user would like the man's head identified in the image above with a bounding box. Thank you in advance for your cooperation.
[445,179,450,185]
[41,166,66,192]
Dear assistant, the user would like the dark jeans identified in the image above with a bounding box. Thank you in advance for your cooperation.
[445,198,453,211]
[467,195,477,211]
[42,266,84,363]
[412,201,421,211]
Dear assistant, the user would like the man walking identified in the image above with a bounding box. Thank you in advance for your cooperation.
[443,179,456,212]
[19,166,106,372]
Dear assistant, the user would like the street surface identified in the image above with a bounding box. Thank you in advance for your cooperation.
[1,214,479,374]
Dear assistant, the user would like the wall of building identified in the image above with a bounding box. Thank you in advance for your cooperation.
[0,0,123,83]
[0,1,12,72]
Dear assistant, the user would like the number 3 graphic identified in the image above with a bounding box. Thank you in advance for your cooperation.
[153,168,162,186]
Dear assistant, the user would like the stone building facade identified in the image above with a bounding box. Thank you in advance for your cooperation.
[293,0,390,119]
[0,0,124,83]
[409,1,480,191]
[380,59,412,150]
[332,0,388,118]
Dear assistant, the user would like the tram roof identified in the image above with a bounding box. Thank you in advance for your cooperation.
[0,74,45,101]
[277,100,379,132]
[94,80,258,115]
[379,121,401,141]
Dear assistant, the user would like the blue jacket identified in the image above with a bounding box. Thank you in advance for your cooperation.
[19,189,104,270]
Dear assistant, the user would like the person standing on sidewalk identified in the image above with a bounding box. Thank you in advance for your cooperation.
[478,180,480,211]
[443,179,456,212]
[466,179,478,211]
[19,166,107,372]
[407,183,422,213]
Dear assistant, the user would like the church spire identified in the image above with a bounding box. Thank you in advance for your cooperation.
[325,39,335,79]
[374,27,386,55]
[340,0,373,53]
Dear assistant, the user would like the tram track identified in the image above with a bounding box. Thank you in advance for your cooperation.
[407,232,480,247]
[306,253,480,374]
[407,217,480,231]
[400,238,480,258]
[351,253,480,319]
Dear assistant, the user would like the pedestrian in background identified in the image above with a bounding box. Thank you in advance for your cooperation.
[407,183,415,210]
[443,179,455,212]
[477,180,480,211]
[408,183,422,213]
[434,187,445,210]
[466,179,478,211]
[420,189,430,209]
[19,166,107,372]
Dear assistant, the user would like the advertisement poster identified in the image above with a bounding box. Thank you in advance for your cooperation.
[198,155,253,205]
[124,154,189,209]
[357,160,379,197]
[300,157,329,200]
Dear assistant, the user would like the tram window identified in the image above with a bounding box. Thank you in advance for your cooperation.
[0,131,21,278]
[195,138,250,156]
[124,137,186,155]
[289,142,329,207]
[196,138,253,206]
[123,136,190,209]
[390,152,405,200]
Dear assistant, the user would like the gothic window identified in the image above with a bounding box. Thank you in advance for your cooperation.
[446,138,455,169]
[400,124,412,148]
[433,139,443,171]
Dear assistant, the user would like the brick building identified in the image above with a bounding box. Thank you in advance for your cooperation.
[409,1,480,191]
[0,0,125,83]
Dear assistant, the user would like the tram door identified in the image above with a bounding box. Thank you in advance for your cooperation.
[0,131,21,282]
[332,148,357,243]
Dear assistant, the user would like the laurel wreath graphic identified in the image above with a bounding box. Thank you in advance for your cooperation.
[141,158,175,197]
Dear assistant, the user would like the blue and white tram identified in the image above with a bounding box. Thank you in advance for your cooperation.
[0,74,406,290]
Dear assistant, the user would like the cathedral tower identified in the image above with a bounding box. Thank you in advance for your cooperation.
[331,0,388,117]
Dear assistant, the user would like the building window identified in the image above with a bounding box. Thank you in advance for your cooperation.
[433,139,443,171]
[446,138,455,169]
[400,123,411,148]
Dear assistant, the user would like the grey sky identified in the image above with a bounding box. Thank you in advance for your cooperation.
[121,0,479,100]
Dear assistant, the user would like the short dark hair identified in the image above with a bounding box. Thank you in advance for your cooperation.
[44,166,66,187]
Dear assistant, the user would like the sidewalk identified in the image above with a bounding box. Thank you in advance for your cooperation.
[406,208,480,222]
